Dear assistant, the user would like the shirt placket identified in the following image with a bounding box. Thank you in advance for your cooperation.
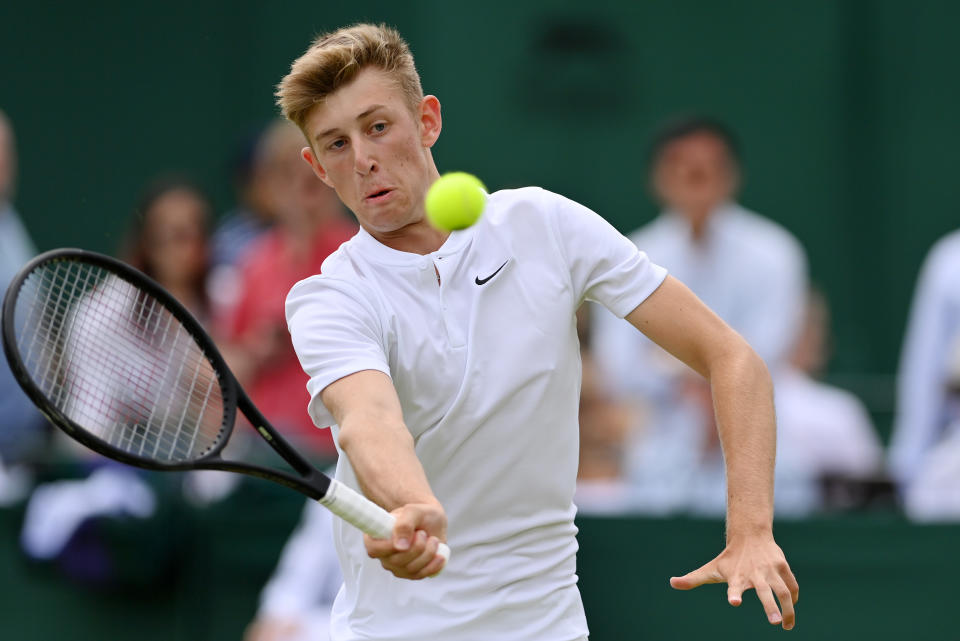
[433,254,466,348]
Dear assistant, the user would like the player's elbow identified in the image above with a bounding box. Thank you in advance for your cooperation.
[706,332,770,388]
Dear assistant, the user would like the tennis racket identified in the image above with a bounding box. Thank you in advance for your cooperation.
[2,248,449,563]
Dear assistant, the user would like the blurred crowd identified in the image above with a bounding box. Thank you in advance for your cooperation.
[3,107,960,638]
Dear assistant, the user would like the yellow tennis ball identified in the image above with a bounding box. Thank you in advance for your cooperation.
[424,172,487,231]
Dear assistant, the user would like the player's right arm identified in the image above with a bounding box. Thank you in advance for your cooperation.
[321,369,447,579]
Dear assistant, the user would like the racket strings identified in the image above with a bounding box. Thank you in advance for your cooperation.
[13,260,227,462]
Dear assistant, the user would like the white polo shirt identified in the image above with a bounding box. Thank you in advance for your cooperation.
[286,187,667,641]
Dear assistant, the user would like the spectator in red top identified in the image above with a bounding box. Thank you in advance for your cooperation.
[218,120,357,460]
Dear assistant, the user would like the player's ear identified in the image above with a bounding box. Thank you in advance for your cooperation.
[301,146,333,188]
[419,95,442,148]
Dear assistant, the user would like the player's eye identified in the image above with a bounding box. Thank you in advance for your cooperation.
[329,138,347,151]
[371,122,387,135]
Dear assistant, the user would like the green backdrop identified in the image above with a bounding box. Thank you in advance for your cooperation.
[4,0,960,435]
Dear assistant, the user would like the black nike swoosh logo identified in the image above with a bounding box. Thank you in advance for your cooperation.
[475,260,508,285]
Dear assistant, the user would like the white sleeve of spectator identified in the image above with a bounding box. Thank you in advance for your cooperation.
[738,240,808,368]
[547,193,667,317]
[890,245,955,485]
[286,277,391,429]
[258,500,343,619]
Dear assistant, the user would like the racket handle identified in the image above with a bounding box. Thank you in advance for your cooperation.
[319,479,451,564]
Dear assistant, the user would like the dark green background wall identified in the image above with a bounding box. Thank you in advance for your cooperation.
[4,1,960,430]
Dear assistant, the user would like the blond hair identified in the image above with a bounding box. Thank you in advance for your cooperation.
[276,23,423,132]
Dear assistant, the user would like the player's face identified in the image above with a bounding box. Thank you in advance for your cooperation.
[652,132,738,223]
[300,67,441,237]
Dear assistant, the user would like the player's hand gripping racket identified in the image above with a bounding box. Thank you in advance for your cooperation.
[2,249,449,566]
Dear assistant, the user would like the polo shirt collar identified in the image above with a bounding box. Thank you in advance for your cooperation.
[353,223,475,266]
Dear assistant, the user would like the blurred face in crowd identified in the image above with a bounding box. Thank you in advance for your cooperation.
[300,67,441,238]
[0,114,16,203]
[269,128,344,231]
[652,131,738,227]
[142,189,209,290]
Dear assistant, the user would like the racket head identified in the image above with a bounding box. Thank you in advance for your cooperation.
[2,248,238,470]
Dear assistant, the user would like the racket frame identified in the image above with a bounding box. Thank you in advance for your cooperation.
[2,248,331,500]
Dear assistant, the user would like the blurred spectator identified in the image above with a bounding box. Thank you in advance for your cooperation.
[211,128,276,268]
[208,125,283,312]
[575,346,644,515]
[590,116,808,508]
[574,305,644,514]
[245,499,342,641]
[19,176,223,584]
[889,229,960,491]
[773,288,885,514]
[216,120,356,460]
[903,378,960,520]
[122,176,247,504]
[123,176,214,322]
[0,109,47,503]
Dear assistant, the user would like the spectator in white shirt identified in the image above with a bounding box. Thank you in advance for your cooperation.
[245,500,342,641]
[774,288,885,515]
[591,116,808,492]
[890,229,960,492]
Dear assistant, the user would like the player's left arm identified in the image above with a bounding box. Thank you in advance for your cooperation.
[625,275,800,630]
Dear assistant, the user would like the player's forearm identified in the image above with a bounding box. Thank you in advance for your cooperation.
[320,370,441,512]
[338,414,440,512]
[709,344,777,540]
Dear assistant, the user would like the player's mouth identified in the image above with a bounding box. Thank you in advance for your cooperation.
[365,188,395,204]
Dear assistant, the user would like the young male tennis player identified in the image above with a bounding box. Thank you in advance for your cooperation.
[279,23,798,640]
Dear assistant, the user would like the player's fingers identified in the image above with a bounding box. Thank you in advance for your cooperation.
[386,530,427,565]
[727,582,745,607]
[781,563,800,604]
[383,530,432,577]
[669,562,722,590]
[417,538,448,578]
[391,510,418,551]
[401,530,435,575]
[407,534,445,579]
[772,576,796,630]
[753,580,783,626]
[363,532,397,559]
[364,530,408,558]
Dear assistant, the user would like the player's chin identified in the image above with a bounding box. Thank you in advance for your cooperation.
[361,202,417,231]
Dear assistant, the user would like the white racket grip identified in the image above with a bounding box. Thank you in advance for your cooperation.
[319,479,451,564]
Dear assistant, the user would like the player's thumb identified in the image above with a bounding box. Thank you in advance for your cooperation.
[391,509,417,551]
[669,563,721,590]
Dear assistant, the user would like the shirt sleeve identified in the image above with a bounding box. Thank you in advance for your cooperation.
[285,276,391,429]
[546,192,667,318]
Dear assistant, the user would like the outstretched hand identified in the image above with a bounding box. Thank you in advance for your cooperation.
[670,533,799,630]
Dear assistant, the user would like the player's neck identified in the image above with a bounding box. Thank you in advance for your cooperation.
[366,220,450,255]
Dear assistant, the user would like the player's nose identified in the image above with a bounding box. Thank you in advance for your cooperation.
[353,140,378,176]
